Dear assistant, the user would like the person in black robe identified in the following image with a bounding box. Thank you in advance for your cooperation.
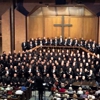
[35,72,44,100]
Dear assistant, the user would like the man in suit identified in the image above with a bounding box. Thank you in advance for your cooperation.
[11,73,20,86]
[96,43,100,54]
[54,37,58,46]
[35,38,38,47]
[44,73,52,91]
[29,41,33,49]
[20,74,27,86]
[21,41,27,51]
[67,37,71,46]
[41,65,48,77]
[73,38,79,46]
[58,35,63,46]
[26,40,30,50]
[25,73,35,88]
[68,38,73,46]
[2,73,11,86]
[60,73,67,84]
[30,38,35,47]
[44,38,48,45]
[87,70,95,81]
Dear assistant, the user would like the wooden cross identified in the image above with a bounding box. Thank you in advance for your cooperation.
[54,16,72,37]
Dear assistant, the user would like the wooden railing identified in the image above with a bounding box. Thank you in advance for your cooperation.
[81,47,97,57]
[30,45,97,58]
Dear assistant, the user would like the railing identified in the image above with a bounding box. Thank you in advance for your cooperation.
[30,45,97,58]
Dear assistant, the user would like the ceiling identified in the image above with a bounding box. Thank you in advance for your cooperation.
[22,0,100,3]
[22,0,100,16]
[30,6,94,16]
[0,2,12,16]
[0,0,100,16]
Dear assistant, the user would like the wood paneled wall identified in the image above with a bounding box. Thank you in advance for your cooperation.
[2,9,11,53]
[29,16,43,39]
[44,16,62,38]
[83,17,97,41]
[15,10,26,52]
[69,17,83,38]
[28,16,98,42]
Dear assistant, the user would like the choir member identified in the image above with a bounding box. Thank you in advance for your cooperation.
[20,74,27,86]
[60,73,67,84]
[87,70,95,81]
[2,73,11,86]
[25,73,35,88]
[44,73,52,90]
[21,41,27,51]
[11,73,20,86]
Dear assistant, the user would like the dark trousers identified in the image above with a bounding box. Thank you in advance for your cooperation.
[38,89,43,100]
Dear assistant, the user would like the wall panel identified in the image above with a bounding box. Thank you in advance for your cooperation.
[64,16,69,38]
[2,9,11,53]
[44,16,62,38]
[15,10,26,52]
[69,17,83,39]
[83,17,97,41]
[29,16,43,39]
[28,16,98,42]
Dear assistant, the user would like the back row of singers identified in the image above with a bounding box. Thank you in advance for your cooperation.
[22,36,100,53]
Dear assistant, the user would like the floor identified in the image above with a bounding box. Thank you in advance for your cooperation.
[30,90,52,100]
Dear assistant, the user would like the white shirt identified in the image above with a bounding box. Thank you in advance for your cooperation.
[6,70,9,74]
[29,68,31,73]
[88,95,95,99]
[77,90,83,95]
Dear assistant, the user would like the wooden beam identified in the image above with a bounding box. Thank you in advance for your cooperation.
[28,5,40,16]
